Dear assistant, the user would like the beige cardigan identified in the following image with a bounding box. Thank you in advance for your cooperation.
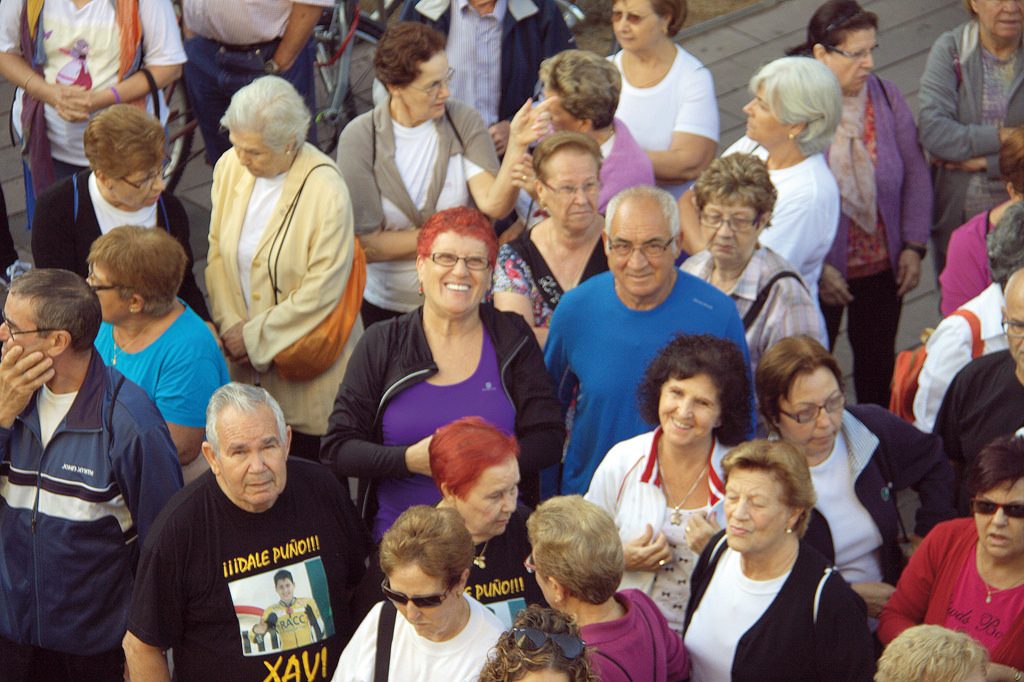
[205,143,361,435]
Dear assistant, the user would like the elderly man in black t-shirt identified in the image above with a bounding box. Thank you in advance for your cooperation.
[937,268,1024,509]
[123,383,369,682]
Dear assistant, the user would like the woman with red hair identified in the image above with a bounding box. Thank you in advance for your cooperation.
[432,416,547,627]
[323,207,564,544]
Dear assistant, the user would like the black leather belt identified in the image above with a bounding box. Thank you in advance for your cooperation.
[216,38,278,54]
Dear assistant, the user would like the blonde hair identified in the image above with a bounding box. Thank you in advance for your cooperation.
[876,625,988,682]
[722,440,816,536]
[531,132,603,183]
[526,496,623,604]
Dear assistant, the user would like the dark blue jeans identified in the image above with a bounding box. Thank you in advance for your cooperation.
[183,34,317,165]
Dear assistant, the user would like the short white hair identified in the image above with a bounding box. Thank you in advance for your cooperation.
[604,185,680,238]
[750,56,841,157]
[220,76,310,152]
[206,383,288,454]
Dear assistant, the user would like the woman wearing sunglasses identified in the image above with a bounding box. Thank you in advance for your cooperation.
[478,606,597,682]
[323,207,563,541]
[336,506,504,681]
[879,436,1024,679]
[526,495,687,681]
[751,336,956,620]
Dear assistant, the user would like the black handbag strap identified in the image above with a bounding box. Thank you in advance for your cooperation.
[742,270,804,330]
[374,600,398,682]
[137,67,161,121]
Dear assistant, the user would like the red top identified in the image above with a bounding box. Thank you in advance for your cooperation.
[878,518,1024,668]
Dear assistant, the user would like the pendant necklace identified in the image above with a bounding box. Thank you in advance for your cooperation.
[664,462,708,525]
[473,539,490,569]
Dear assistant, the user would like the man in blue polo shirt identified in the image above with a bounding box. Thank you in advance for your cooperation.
[545,186,750,497]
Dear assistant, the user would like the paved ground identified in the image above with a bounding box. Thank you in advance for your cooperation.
[0,0,965,383]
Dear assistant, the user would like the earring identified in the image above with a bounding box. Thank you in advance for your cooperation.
[417,282,424,296]
[788,132,796,140]
[786,527,793,534]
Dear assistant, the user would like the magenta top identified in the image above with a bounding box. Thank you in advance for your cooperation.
[374,331,515,540]
[939,210,992,315]
[598,119,656,213]
[581,589,689,682]
[943,546,1024,654]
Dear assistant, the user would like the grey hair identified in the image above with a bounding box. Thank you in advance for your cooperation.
[750,56,841,157]
[220,76,310,153]
[205,383,288,454]
[604,185,681,238]
[988,202,1024,288]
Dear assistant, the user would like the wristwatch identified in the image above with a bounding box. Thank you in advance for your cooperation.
[902,242,927,259]
[264,59,281,75]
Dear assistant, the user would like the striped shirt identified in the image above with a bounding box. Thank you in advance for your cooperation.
[447,0,506,126]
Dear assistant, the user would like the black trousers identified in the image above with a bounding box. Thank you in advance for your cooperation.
[0,635,123,682]
[821,268,902,407]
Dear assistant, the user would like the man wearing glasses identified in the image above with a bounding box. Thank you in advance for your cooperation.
[0,269,181,681]
[937,268,1024,511]
[544,186,751,498]
[124,383,369,682]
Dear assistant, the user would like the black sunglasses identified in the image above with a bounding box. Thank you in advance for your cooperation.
[380,577,452,608]
[511,627,586,659]
[972,499,1024,519]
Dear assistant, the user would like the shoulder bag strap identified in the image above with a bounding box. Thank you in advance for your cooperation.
[137,67,161,120]
[743,271,804,330]
[813,566,834,625]
[950,309,983,358]
[374,600,398,682]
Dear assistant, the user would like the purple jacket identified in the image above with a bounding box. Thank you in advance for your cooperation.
[581,589,688,682]
[825,75,933,277]
[598,119,656,212]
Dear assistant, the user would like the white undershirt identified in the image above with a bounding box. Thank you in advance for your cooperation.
[367,119,483,312]
[88,173,158,234]
[237,172,287,310]
[37,385,78,449]
[685,547,791,682]
[809,436,884,584]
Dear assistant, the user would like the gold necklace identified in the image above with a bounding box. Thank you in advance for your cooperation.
[473,539,490,569]
[982,574,1024,604]
[110,321,156,366]
[662,461,708,526]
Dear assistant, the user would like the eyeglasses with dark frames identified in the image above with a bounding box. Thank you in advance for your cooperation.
[0,311,60,338]
[511,626,586,660]
[825,43,878,61]
[85,267,124,294]
[380,577,453,609]
[779,393,845,425]
[430,252,491,271]
[971,498,1024,519]
[1003,318,1024,339]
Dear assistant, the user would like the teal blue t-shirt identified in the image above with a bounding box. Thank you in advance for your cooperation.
[95,304,229,428]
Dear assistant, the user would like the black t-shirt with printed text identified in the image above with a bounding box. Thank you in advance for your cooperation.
[127,459,369,681]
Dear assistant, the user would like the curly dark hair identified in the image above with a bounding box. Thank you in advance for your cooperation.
[374,22,446,87]
[478,606,598,682]
[637,334,752,446]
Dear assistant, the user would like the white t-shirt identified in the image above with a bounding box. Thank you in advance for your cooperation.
[183,0,334,45]
[87,172,158,233]
[237,172,287,311]
[0,0,186,165]
[809,436,884,585]
[684,547,791,682]
[611,45,719,198]
[723,137,840,303]
[366,119,485,312]
[37,385,78,448]
[334,596,503,682]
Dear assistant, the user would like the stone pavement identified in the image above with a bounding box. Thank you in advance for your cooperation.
[0,0,965,380]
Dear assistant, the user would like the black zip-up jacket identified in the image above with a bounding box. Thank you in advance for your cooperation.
[684,533,875,682]
[321,304,564,524]
[30,170,211,320]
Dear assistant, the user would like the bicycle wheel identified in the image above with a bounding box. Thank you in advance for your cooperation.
[162,74,196,194]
